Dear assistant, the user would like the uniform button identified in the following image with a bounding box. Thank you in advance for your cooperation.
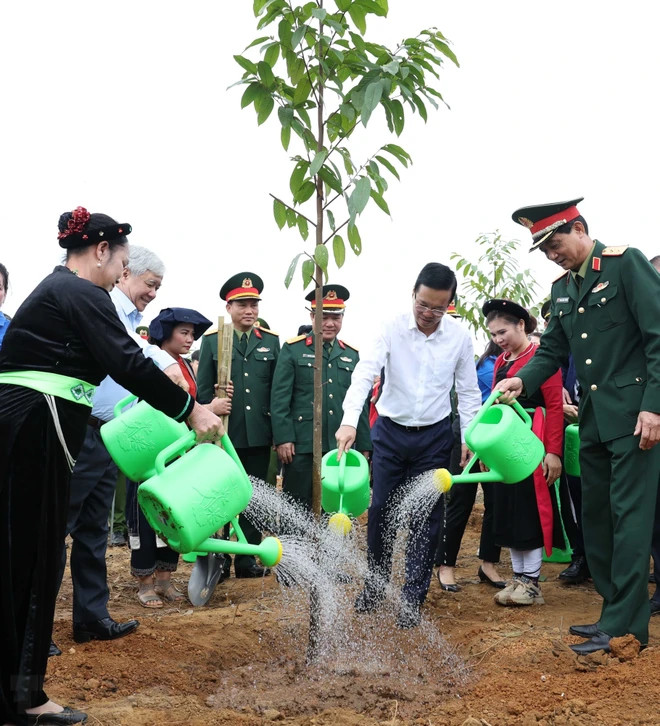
[601,297,606,303]
[246,405,251,410]
[636,377,642,382]
[244,358,248,362]
[329,410,334,415]
[328,378,333,383]
[328,363,332,368]
[586,359,592,365]
[298,416,303,421]
[245,388,250,393]
[578,307,585,313]
[329,393,333,399]
[263,356,268,360]
[581,333,587,339]
[308,363,312,367]
[244,372,249,377]
[559,311,563,317]
[590,384,597,391]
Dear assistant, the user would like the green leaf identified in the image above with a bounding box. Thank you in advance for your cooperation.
[302,258,314,287]
[390,98,404,135]
[285,253,303,288]
[256,95,274,125]
[361,80,383,126]
[348,176,371,218]
[281,124,291,150]
[318,166,343,193]
[295,180,316,204]
[278,18,293,47]
[431,37,460,67]
[289,160,309,195]
[278,106,294,127]
[370,189,390,215]
[263,42,280,67]
[311,7,327,21]
[243,35,270,51]
[291,24,307,49]
[257,60,275,88]
[382,143,411,167]
[382,60,399,74]
[348,5,366,34]
[234,55,257,75]
[309,149,327,177]
[336,0,352,10]
[286,207,297,228]
[327,209,336,231]
[241,82,262,108]
[293,76,312,105]
[314,243,329,273]
[333,235,346,268]
[347,224,362,255]
[273,199,287,230]
[297,215,309,240]
[411,93,428,122]
[253,0,270,15]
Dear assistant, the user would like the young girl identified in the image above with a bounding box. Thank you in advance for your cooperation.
[483,299,564,605]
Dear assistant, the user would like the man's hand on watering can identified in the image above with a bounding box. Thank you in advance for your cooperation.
[543,453,562,485]
[163,363,190,392]
[276,442,295,464]
[335,425,357,460]
[187,403,224,442]
[459,445,472,469]
[494,376,523,404]
[634,411,660,450]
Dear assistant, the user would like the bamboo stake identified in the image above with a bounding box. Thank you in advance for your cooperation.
[216,318,233,432]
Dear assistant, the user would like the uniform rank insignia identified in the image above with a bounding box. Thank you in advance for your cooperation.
[591,281,609,293]
[340,356,353,363]
[556,296,569,303]
[592,257,601,271]
[256,346,270,353]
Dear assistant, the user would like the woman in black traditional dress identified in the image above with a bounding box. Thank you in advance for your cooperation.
[0,208,223,726]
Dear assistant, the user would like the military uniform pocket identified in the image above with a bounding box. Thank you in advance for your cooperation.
[254,351,276,378]
[588,285,626,330]
[554,299,574,337]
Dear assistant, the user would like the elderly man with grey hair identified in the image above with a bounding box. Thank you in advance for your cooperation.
[52,245,183,654]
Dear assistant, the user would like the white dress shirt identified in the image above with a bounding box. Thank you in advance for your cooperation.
[91,287,175,421]
[341,311,482,441]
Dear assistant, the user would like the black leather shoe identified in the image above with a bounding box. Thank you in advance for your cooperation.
[651,599,660,616]
[48,640,62,657]
[569,621,601,638]
[396,602,421,629]
[73,617,139,643]
[354,584,385,613]
[569,630,611,655]
[235,562,270,578]
[478,566,506,589]
[24,706,88,724]
[436,569,460,592]
[559,555,590,584]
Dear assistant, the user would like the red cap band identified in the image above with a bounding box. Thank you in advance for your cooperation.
[531,206,580,237]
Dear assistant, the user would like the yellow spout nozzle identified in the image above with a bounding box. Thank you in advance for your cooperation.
[432,468,453,494]
[328,512,352,535]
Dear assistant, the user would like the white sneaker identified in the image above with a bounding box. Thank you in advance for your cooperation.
[508,576,544,606]
[494,577,522,605]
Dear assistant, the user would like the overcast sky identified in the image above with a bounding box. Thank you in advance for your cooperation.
[1,1,658,350]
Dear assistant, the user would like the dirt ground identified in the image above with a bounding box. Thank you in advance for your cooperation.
[51,506,660,726]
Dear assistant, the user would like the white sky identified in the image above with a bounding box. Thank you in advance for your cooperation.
[1,1,658,350]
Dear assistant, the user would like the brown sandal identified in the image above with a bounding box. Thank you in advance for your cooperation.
[154,581,187,603]
[137,584,163,608]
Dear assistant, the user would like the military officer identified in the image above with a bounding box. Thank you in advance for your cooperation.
[270,285,371,510]
[197,272,280,577]
[496,198,660,654]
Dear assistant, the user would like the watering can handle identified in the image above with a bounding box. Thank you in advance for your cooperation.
[219,434,253,488]
[337,452,347,495]
[113,393,138,419]
[154,430,197,475]
[485,389,532,428]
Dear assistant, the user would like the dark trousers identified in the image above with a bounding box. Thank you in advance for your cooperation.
[368,416,453,607]
[57,426,118,624]
[580,433,660,644]
[126,479,179,576]
[234,446,271,570]
[652,481,660,604]
[436,477,501,567]
[282,451,316,512]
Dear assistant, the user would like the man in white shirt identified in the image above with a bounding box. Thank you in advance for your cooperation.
[336,262,482,627]
[54,246,183,651]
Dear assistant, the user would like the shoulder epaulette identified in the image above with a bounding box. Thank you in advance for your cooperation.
[286,333,306,345]
[257,326,278,336]
[340,339,359,352]
[552,270,570,284]
[602,245,628,257]
[203,327,218,336]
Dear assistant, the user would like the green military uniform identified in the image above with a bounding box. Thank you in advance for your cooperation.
[196,273,280,575]
[514,224,660,643]
[271,332,371,509]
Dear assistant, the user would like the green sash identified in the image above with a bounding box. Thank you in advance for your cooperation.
[0,370,96,407]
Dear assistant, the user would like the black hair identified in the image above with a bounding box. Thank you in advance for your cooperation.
[297,324,313,336]
[59,211,129,257]
[486,309,537,336]
[191,349,201,362]
[552,215,589,237]
[413,262,457,299]
[477,339,503,367]
[649,255,660,267]
[0,262,8,292]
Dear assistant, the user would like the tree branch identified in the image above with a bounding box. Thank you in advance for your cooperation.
[269,193,317,228]
[323,217,349,244]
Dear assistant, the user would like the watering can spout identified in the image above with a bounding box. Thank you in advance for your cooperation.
[193,536,283,568]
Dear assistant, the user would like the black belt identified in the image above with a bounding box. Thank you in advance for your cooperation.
[87,414,109,430]
[386,417,444,432]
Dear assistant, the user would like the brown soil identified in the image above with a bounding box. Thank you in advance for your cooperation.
[51,507,660,726]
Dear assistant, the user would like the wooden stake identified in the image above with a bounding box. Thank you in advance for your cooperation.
[216,317,233,432]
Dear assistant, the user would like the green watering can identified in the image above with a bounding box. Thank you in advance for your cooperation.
[433,390,545,493]
[100,394,188,481]
[564,423,580,477]
[137,431,282,567]
[321,449,370,534]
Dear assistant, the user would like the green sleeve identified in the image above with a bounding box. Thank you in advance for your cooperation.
[196,334,217,404]
[270,343,296,445]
